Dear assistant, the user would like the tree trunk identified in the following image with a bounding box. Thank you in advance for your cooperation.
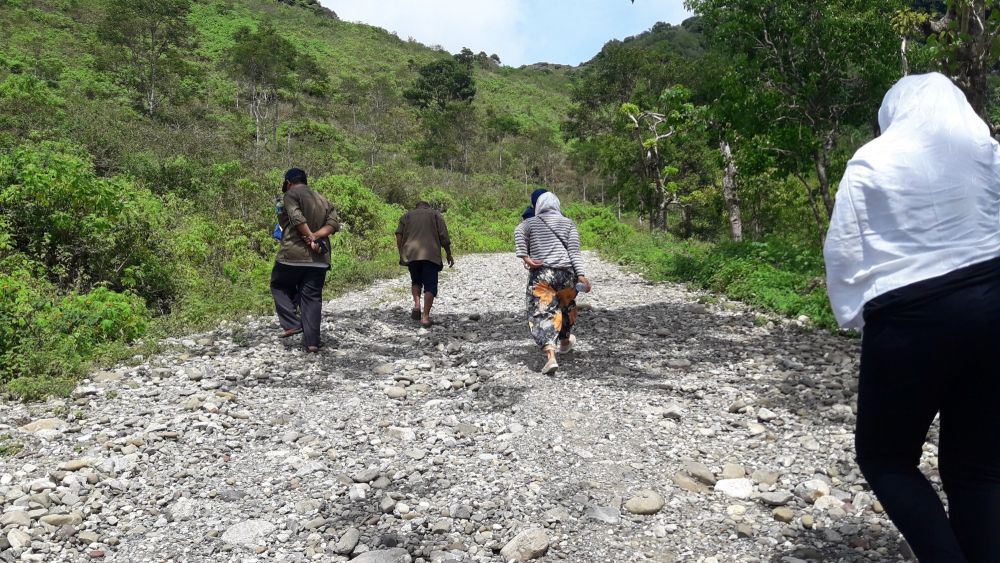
[719,140,743,242]
[815,135,836,218]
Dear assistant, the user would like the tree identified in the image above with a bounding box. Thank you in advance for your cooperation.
[621,86,709,232]
[226,22,299,147]
[485,111,522,174]
[97,0,194,117]
[898,0,1000,124]
[685,0,902,230]
[403,58,476,111]
[404,57,477,171]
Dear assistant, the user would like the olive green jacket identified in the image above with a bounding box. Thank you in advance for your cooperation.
[276,185,339,267]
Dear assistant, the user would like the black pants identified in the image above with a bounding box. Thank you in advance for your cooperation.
[270,263,327,348]
[856,276,1000,563]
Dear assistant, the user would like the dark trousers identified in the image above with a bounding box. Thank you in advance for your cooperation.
[270,263,327,348]
[408,260,441,296]
[856,278,1000,563]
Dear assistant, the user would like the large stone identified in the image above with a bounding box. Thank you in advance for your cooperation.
[335,527,360,555]
[760,491,794,507]
[384,387,407,400]
[0,510,30,527]
[684,461,717,485]
[59,459,92,472]
[624,490,665,515]
[795,479,830,504]
[584,505,621,524]
[20,418,67,433]
[221,519,276,547]
[720,464,746,480]
[672,473,709,493]
[349,548,412,563]
[6,529,30,549]
[169,497,195,521]
[751,469,782,486]
[500,528,550,561]
[40,512,83,526]
[772,507,795,523]
[814,495,844,511]
[388,427,416,442]
[715,479,754,500]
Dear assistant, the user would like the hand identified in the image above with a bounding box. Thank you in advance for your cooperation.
[308,241,321,254]
[447,254,455,268]
[577,275,592,292]
[522,256,544,270]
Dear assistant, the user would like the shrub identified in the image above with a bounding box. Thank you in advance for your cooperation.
[0,142,174,303]
[311,174,403,259]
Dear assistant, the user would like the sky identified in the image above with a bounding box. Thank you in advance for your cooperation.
[321,1,692,67]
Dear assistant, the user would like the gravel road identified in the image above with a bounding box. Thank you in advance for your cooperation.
[2,252,928,563]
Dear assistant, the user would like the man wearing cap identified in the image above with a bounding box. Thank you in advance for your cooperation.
[272,168,340,353]
[395,202,454,327]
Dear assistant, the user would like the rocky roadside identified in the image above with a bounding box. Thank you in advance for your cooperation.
[0,253,929,562]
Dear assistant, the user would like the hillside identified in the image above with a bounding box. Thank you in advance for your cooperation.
[0,0,583,397]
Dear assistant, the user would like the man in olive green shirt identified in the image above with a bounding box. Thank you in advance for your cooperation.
[272,168,339,352]
[395,202,453,327]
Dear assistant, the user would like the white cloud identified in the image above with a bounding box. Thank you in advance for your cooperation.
[322,0,529,65]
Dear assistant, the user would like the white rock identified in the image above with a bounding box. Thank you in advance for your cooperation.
[795,479,831,504]
[500,528,550,561]
[715,479,754,500]
[221,519,276,547]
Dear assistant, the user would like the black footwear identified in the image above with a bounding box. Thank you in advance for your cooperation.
[410,308,421,320]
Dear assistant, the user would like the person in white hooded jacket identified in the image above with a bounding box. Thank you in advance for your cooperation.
[825,72,1000,562]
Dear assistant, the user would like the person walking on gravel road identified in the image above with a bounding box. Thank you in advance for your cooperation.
[271,168,340,354]
[395,201,454,328]
[514,192,591,375]
[825,72,1000,563]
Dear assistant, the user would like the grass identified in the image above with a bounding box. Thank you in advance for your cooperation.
[0,434,24,458]
[577,213,838,330]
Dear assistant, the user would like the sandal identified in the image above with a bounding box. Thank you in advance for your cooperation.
[410,308,421,321]
[420,319,433,328]
[558,335,577,354]
[280,327,303,338]
[305,345,320,354]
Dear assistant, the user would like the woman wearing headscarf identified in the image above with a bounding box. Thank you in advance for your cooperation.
[825,72,1000,562]
[514,192,591,374]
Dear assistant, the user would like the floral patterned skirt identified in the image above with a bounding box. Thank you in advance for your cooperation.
[526,267,578,349]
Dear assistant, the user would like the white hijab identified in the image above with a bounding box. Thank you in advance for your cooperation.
[534,192,562,216]
[824,72,1000,329]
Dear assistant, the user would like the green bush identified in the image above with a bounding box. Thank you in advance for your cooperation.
[583,211,836,329]
[312,174,403,259]
[0,268,149,389]
[0,142,174,303]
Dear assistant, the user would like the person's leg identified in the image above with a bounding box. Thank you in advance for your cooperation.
[408,263,422,319]
[421,263,439,325]
[270,263,303,332]
[556,275,578,349]
[855,314,968,563]
[938,284,1000,563]
[298,267,326,350]
[526,270,560,370]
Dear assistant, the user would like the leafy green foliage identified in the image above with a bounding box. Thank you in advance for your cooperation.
[404,58,476,110]
[585,216,835,329]
[96,0,195,116]
[0,142,173,301]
